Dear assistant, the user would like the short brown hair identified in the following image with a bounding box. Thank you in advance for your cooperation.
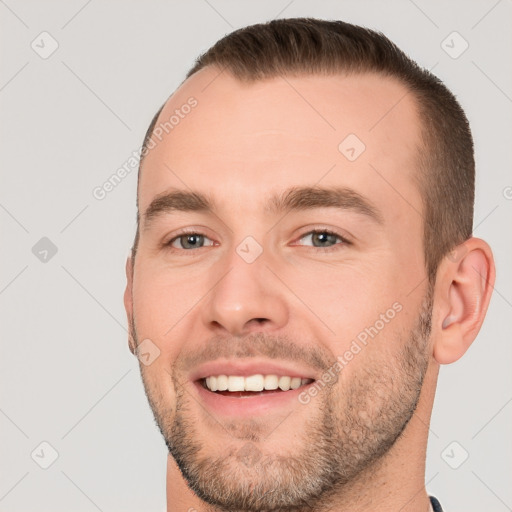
[135,17,474,286]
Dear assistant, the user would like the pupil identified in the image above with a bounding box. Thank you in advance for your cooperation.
[184,234,202,249]
[314,232,334,246]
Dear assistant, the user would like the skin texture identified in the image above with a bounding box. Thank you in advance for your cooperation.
[124,67,495,512]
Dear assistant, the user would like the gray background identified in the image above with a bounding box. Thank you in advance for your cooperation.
[1,1,511,511]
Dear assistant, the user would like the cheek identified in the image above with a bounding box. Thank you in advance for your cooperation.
[285,260,411,376]
[133,260,199,326]
[285,259,401,334]
[132,265,199,366]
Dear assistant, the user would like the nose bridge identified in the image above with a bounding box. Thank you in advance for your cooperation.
[201,235,289,336]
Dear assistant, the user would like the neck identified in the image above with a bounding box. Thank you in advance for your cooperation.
[166,365,438,512]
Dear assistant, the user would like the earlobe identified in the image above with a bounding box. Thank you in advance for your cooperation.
[432,238,495,365]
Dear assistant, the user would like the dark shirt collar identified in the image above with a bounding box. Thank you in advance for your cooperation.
[430,496,444,512]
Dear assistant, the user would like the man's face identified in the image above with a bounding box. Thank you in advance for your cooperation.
[126,68,433,510]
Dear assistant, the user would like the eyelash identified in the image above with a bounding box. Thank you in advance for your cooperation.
[164,228,351,253]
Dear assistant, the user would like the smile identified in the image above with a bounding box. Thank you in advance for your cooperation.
[202,374,314,395]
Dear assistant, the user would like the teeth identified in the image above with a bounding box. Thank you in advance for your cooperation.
[228,376,245,392]
[203,374,313,392]
[245,374,264,391]
[216,375,228,391]
[290,377,301,389]
[206,376,216,391]
[264,375,279,390]
[278,376,291,391]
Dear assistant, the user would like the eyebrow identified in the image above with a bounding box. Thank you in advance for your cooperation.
[142,185,384,229]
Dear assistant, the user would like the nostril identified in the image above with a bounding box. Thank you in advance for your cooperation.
[244,318,269,330]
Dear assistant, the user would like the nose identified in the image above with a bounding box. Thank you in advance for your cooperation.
[200,245,289,337]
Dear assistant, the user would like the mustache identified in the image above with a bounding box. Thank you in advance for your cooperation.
[173,331,335,376]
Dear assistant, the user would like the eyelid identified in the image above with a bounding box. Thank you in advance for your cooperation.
[163,227,216,250]
[163,226,352,252]
[292,228,352,248]
[291,222,352,240]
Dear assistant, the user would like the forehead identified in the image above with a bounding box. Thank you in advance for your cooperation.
[139,67,424,226]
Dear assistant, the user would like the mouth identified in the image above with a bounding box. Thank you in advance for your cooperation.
[191,371,316,417]
[199,374,315,398]
[188,360,318,416]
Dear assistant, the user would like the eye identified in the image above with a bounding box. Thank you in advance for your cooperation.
[167,231,215,250]
[164,228,350,253]
[295,229,350,251]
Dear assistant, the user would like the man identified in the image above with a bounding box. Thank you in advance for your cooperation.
[123,18,495,512]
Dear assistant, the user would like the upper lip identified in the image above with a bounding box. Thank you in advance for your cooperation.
[189,359,318,382]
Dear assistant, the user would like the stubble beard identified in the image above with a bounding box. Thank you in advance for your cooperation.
[135,288,433,512]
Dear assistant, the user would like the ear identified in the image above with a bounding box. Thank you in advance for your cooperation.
[431,237,496,364]
[124,255,136,355]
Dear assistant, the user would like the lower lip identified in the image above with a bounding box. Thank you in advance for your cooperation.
[193,380,313,417]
